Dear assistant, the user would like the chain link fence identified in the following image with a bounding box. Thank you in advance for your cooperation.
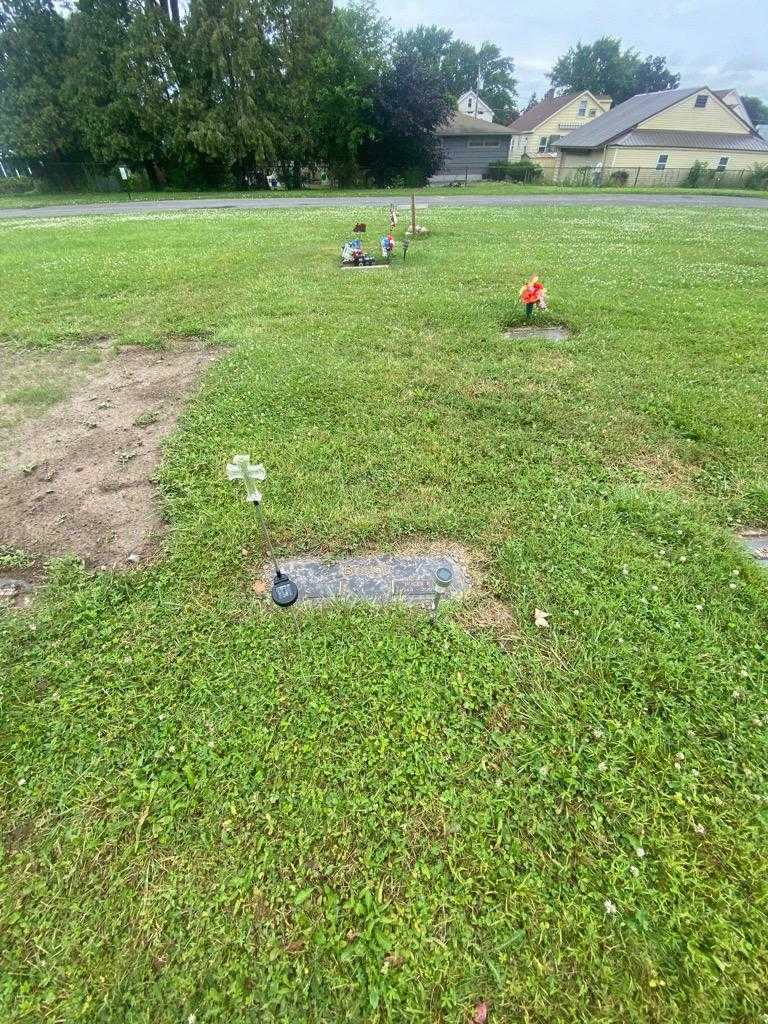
[553,164,767,189]
[3,157,767,195]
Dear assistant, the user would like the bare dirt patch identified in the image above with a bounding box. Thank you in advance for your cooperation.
[0,340,222,572]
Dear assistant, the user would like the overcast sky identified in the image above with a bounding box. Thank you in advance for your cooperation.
[375,0,768,104]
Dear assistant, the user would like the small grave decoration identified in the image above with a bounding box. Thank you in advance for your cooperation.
[380,233,395,259]
[341,237,376,267]
[519,274,547,318]
[226,455,299,609]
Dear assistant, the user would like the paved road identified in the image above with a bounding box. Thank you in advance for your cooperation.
[2,191,768,220]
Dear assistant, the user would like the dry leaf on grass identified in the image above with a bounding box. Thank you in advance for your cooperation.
[383,952,405,969]
[534,608,550,628]
[472,1001,489,1023]
[251,580,268,595]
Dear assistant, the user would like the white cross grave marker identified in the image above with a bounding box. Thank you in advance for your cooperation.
[226,454,266,503]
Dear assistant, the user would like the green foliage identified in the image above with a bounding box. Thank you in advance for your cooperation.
[549,36,679,104]
[743,162,768,190]
[1,204,768,1020]
[608,169,629,185]
[485,158,543,182]
[682,160,716,188]
[358,53,454,186]
[0,0,520,186]
[0,174,34,193]
[0,0,77,160]
[395,27,518,123]
[741,95,768,125]
[0,544,34,568]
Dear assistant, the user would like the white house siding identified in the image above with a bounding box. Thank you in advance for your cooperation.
[457,91,494,123]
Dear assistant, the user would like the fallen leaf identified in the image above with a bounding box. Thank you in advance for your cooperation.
[472,1001,489,1023]
[383,952,404,969]
[345,929,359,942]
[534,608,550,628]
[251,580,268,595]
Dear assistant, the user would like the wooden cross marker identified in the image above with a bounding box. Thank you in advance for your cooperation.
[226,454,266,503]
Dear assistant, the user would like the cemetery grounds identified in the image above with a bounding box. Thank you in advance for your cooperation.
[1,203,767,1022]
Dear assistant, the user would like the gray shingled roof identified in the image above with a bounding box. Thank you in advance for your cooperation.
[556,87,701,149]
[614,129,768,151]
[437,112,513,137]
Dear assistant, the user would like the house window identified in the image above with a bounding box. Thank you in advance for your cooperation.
[656,153,669,170]
[537,135,561,154]
[589,108,597,117]
[578,100,588,116]
[468,139,485,147]
[467,97,473,109]
[694,94,708,108]
[716,156,729,171]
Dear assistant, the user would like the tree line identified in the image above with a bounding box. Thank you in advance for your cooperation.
[4,2,758,192]
[0,0,517,188]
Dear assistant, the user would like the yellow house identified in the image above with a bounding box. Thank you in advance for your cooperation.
[508,89,613,167]
[554,86,768,184]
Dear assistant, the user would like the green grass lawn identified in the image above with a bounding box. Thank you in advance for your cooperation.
[0,180,766,209]
[1,204,767,1023]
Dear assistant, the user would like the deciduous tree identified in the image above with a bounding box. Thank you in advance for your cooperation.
[549,36,679,105]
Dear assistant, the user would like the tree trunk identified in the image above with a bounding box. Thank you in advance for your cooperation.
[144,159,165,190]
[169,0,179,23]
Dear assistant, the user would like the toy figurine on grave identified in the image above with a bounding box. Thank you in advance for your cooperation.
[519,274,547,318]
[380,234,395,260]
[341,238,362,264]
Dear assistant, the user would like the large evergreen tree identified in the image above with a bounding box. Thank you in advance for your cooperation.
[0,0,77,162]
[182,0,282,185]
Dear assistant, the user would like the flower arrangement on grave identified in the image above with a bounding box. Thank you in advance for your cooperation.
[519,274,547,317]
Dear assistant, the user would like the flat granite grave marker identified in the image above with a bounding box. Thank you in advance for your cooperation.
[739,532,768,570]
[258,552,470,607]
[504,325,571,341]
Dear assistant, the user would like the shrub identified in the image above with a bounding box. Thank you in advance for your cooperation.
[608,170,629,186]
[682,160,716,188]
[485,158,543,183]
[0,175,35,195]
[743,162,768,190]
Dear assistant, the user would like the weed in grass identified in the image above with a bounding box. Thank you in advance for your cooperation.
[0,545,34,569]
[2,383,66,407]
